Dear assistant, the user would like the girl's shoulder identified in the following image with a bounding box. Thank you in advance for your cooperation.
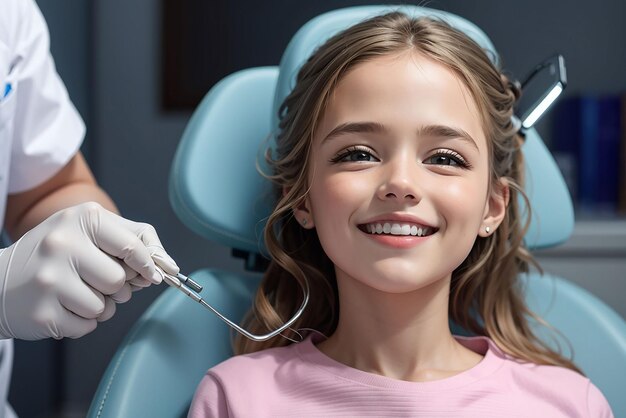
[503,357,591,395]
[483,337,587,386]
[503,360,612,416]
[189,342,312,417]
[209,341,302,379]
[475,336,613,417]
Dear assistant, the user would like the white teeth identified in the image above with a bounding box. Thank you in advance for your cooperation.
[363,222,432,237]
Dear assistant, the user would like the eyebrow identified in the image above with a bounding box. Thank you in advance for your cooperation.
[321,121,479,151]
[322,122,387,143]
[418,124,479,151]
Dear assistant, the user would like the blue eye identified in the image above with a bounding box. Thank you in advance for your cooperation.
[330,146,378,163]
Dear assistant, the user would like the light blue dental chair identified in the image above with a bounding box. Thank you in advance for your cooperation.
[88,6,626,417]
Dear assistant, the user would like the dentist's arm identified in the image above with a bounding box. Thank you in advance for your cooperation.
[0,151,178,340]
[4,152,117,238]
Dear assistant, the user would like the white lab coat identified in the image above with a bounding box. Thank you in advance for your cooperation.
[0,0,85,416]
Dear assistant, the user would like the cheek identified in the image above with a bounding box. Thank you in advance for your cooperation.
[432,175,489,227]
[444,181,482,206]
[309,173,370,219]
[307,173,372,261]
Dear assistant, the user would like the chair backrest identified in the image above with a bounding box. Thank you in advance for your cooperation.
[89,5,625,417]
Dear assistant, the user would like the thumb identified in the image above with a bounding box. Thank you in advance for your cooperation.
[121,219,179,275]
[149,250,179,276]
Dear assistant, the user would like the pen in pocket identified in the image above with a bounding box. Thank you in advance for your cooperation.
[3,83,12,99]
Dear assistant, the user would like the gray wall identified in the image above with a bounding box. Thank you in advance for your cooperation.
[448,0,626,95]
[9,0,626,416]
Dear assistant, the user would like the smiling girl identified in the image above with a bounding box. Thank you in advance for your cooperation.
[189,11,612,417]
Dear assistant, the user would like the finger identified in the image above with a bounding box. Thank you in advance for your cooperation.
[125,220,180,275]
[148,248,179,276]
[108,262,136,303]
[57,309,98,339]
[57,280,106,320]
[97,297,117,322]
[120,259,137,280]
[93,213,161,284]
[110,282,132,303]
[74,243,127,295]
[128,276,151,288]
[130,284,143,292]
[120,262,151,288]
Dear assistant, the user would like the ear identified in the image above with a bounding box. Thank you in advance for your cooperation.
[283,187,315,229]
[479,178,509,238]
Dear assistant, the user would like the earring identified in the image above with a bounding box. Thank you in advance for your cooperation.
[302,218,307,226]
[485,226,491,234]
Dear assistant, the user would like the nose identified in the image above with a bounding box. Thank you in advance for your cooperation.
[376,155,422,202]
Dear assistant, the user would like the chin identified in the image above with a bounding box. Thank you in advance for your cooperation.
[353,264,448,294]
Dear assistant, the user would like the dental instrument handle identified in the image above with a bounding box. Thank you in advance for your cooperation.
[162,274,202,303]
[177,272,203,293]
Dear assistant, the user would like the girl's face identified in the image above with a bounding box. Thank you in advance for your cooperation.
[296,52,506,294]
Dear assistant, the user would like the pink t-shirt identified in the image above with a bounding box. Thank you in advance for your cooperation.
[189,335,613,417]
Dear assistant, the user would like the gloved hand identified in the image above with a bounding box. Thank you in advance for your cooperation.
[0,202,179,340]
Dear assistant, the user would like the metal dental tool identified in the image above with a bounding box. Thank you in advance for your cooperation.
[156,267,309,342]
[175,272,203,293]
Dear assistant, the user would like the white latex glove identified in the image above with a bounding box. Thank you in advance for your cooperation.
[0,202,179,340]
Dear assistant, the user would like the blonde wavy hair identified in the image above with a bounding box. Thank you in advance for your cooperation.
[234,11,581,374]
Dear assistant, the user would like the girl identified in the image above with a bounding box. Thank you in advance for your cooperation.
[189,11,612,417]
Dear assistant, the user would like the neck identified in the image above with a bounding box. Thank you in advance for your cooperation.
[316,270,481,382]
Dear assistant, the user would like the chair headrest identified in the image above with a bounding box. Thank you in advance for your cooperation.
[271,5,500,131]
[170,5,574,257]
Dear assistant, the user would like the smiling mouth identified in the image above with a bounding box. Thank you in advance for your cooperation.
[358,222,438,237]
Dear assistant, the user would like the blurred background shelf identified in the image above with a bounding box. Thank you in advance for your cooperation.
[536,218,626,255]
